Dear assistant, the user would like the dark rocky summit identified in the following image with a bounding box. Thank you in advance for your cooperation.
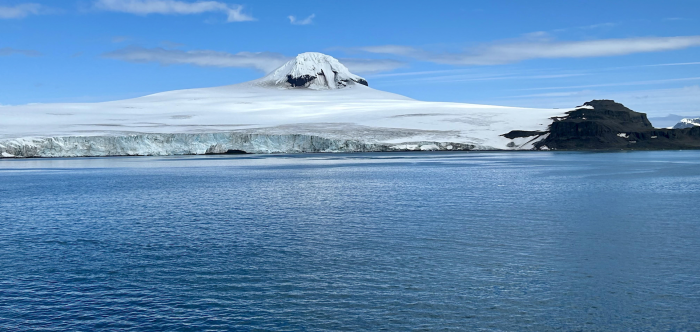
[503,100,700,150]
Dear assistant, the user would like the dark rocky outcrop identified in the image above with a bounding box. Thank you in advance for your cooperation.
[287,74,317,88]
[224,149,248,154]
[502,130,548,139]
[286,74,369,88]
[352,78,369,86]
[503,100,700,150]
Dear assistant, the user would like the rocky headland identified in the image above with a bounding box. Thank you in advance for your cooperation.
[504,100,700,150]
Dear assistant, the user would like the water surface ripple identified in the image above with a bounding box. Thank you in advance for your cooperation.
[1,151,699,331]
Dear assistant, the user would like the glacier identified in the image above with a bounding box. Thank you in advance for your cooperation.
[0,53,566,158]
[673,118,700,129]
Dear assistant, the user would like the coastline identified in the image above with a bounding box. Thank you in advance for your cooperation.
[2,142,699,160]
[3,101,699,159]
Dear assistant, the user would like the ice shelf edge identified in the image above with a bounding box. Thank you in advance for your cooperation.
[0,133,482,158]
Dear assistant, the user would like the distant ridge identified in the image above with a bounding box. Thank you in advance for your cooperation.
[648,114,700,128]
[673,118,700,129]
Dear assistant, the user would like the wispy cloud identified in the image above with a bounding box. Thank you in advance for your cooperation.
[0,3,51,19]
[559,22,617,32]
[646,61,700,67]
[551,22,617,33]
[506,90,599,99]
[94,0,255,22]
[339,58,405,74]
[516,76,700,91]
[288,14,314,25]
[579,22,617,29]
[359,35,700,66]
[368,69,459,78]
[102,46,404,75]
[377,72,587,86]
[0,47,42,57]
[112,36,131,43]
[103,46,288,72]
[495,85,700,117]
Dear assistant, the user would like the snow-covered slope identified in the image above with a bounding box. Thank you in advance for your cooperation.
[0,53,566,158]
[673,118,700,129]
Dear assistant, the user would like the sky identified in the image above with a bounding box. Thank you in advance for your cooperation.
[1,0,700,118]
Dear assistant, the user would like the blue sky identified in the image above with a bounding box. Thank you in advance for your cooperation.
[1,0,699,117]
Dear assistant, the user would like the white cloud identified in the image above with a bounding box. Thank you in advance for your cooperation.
[103,46,288,73]
[339,58,405,74]
[94,0,255,22]
[102,47,404,75]
[371,70,587,86]
[0,47,42,56]
[359,35,700,65]
[369,69,456,78]
[288,14,314,25]
[0,3,50,19]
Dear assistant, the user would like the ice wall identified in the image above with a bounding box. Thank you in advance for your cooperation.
[0,133,476,158]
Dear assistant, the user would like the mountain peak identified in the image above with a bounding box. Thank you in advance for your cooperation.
[257,52,368,90]
[673,118,700,129]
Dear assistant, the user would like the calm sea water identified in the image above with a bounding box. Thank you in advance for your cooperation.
[1,151,699,331]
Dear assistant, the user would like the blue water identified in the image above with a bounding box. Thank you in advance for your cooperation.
[1,151,700,331]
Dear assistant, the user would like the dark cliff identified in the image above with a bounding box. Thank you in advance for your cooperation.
[504,100,700,150]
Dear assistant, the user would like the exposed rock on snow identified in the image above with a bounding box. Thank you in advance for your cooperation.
[673,118,700,129]
[256,52,368,90]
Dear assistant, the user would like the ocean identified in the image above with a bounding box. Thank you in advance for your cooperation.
[1,151,699,331]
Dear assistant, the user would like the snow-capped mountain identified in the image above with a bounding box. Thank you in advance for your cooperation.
[0,53,565,158]
[673,118,700,129]
[256,52,368,90]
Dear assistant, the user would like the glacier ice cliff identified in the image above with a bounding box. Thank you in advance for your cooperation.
[0,133,476,158]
